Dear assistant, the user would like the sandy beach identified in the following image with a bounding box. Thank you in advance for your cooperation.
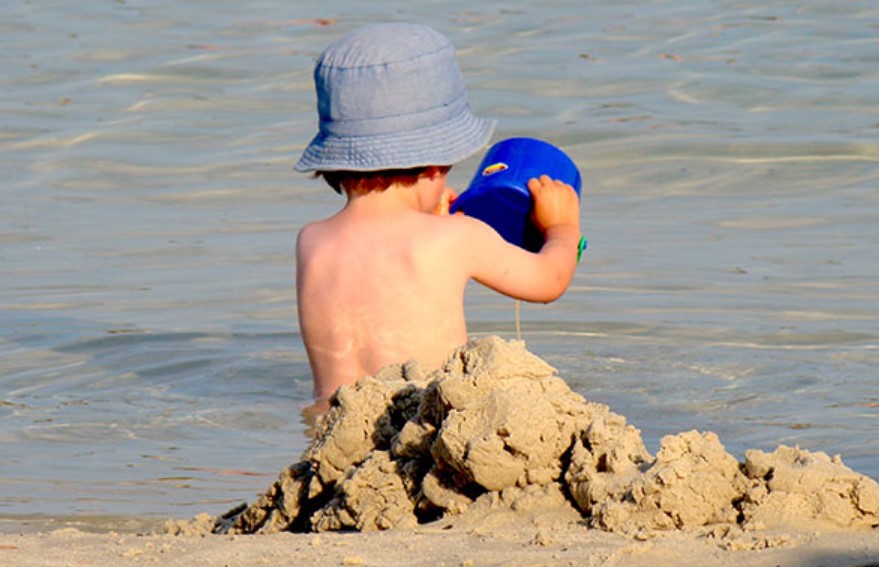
[3,517,879,567]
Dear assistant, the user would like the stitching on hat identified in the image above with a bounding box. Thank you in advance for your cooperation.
[316,43,453,71]
[325,93,468,126]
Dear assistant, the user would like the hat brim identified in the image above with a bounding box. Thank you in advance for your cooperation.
[294,110,496,172]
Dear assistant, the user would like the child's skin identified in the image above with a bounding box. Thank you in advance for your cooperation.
[296,166,580,403]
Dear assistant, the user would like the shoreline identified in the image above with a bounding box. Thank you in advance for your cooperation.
[0,514,168,536]
[2,515,878,567]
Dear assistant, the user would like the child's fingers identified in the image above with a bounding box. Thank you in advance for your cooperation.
[528,174,551,186]
[528,175,580,231]
[527,175,550,196]
[447,188,459,207]
[434,187,459,215]
[528,175,573,196]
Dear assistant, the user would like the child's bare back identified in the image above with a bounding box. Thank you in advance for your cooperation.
[297,171,579,401]
[297,174,468,400]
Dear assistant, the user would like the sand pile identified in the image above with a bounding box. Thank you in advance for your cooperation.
[204,337,879,536]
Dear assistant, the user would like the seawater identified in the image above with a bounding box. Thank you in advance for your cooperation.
[1,0,877,530]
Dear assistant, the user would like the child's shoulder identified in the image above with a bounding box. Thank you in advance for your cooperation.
[412,212,509,259]
[297,217,329,239]
[444,211,505,240]
[296,216,339,255]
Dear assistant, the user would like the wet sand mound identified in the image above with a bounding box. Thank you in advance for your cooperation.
[204,337,879,536]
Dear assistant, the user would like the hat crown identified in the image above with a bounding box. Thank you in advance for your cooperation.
[314,23,467,137]
[295,23,495,173]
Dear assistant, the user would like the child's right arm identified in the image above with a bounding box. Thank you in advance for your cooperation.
[464,175,581,303]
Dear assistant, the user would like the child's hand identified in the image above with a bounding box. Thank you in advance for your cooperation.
[433,187,459,216]
[527,175,580,233]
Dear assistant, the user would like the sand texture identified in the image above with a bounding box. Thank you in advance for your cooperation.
[194,336,879,538]
[5,337,879,566]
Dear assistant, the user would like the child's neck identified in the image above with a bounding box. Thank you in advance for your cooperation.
[344,181,431,214]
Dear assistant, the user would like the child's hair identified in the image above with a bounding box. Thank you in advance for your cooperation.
[317,166,451,194]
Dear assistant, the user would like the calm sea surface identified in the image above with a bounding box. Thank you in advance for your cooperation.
[2,0,877,531]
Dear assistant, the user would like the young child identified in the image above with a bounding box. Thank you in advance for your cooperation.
[294,23,581,405]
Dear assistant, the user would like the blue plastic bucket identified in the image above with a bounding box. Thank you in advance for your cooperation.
[450,137,581,252]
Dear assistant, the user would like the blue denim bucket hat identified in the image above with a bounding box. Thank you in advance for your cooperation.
[295,23,496,172]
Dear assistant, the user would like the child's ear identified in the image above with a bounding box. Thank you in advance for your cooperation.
[424,165,451,180]
[423,166,440,180]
